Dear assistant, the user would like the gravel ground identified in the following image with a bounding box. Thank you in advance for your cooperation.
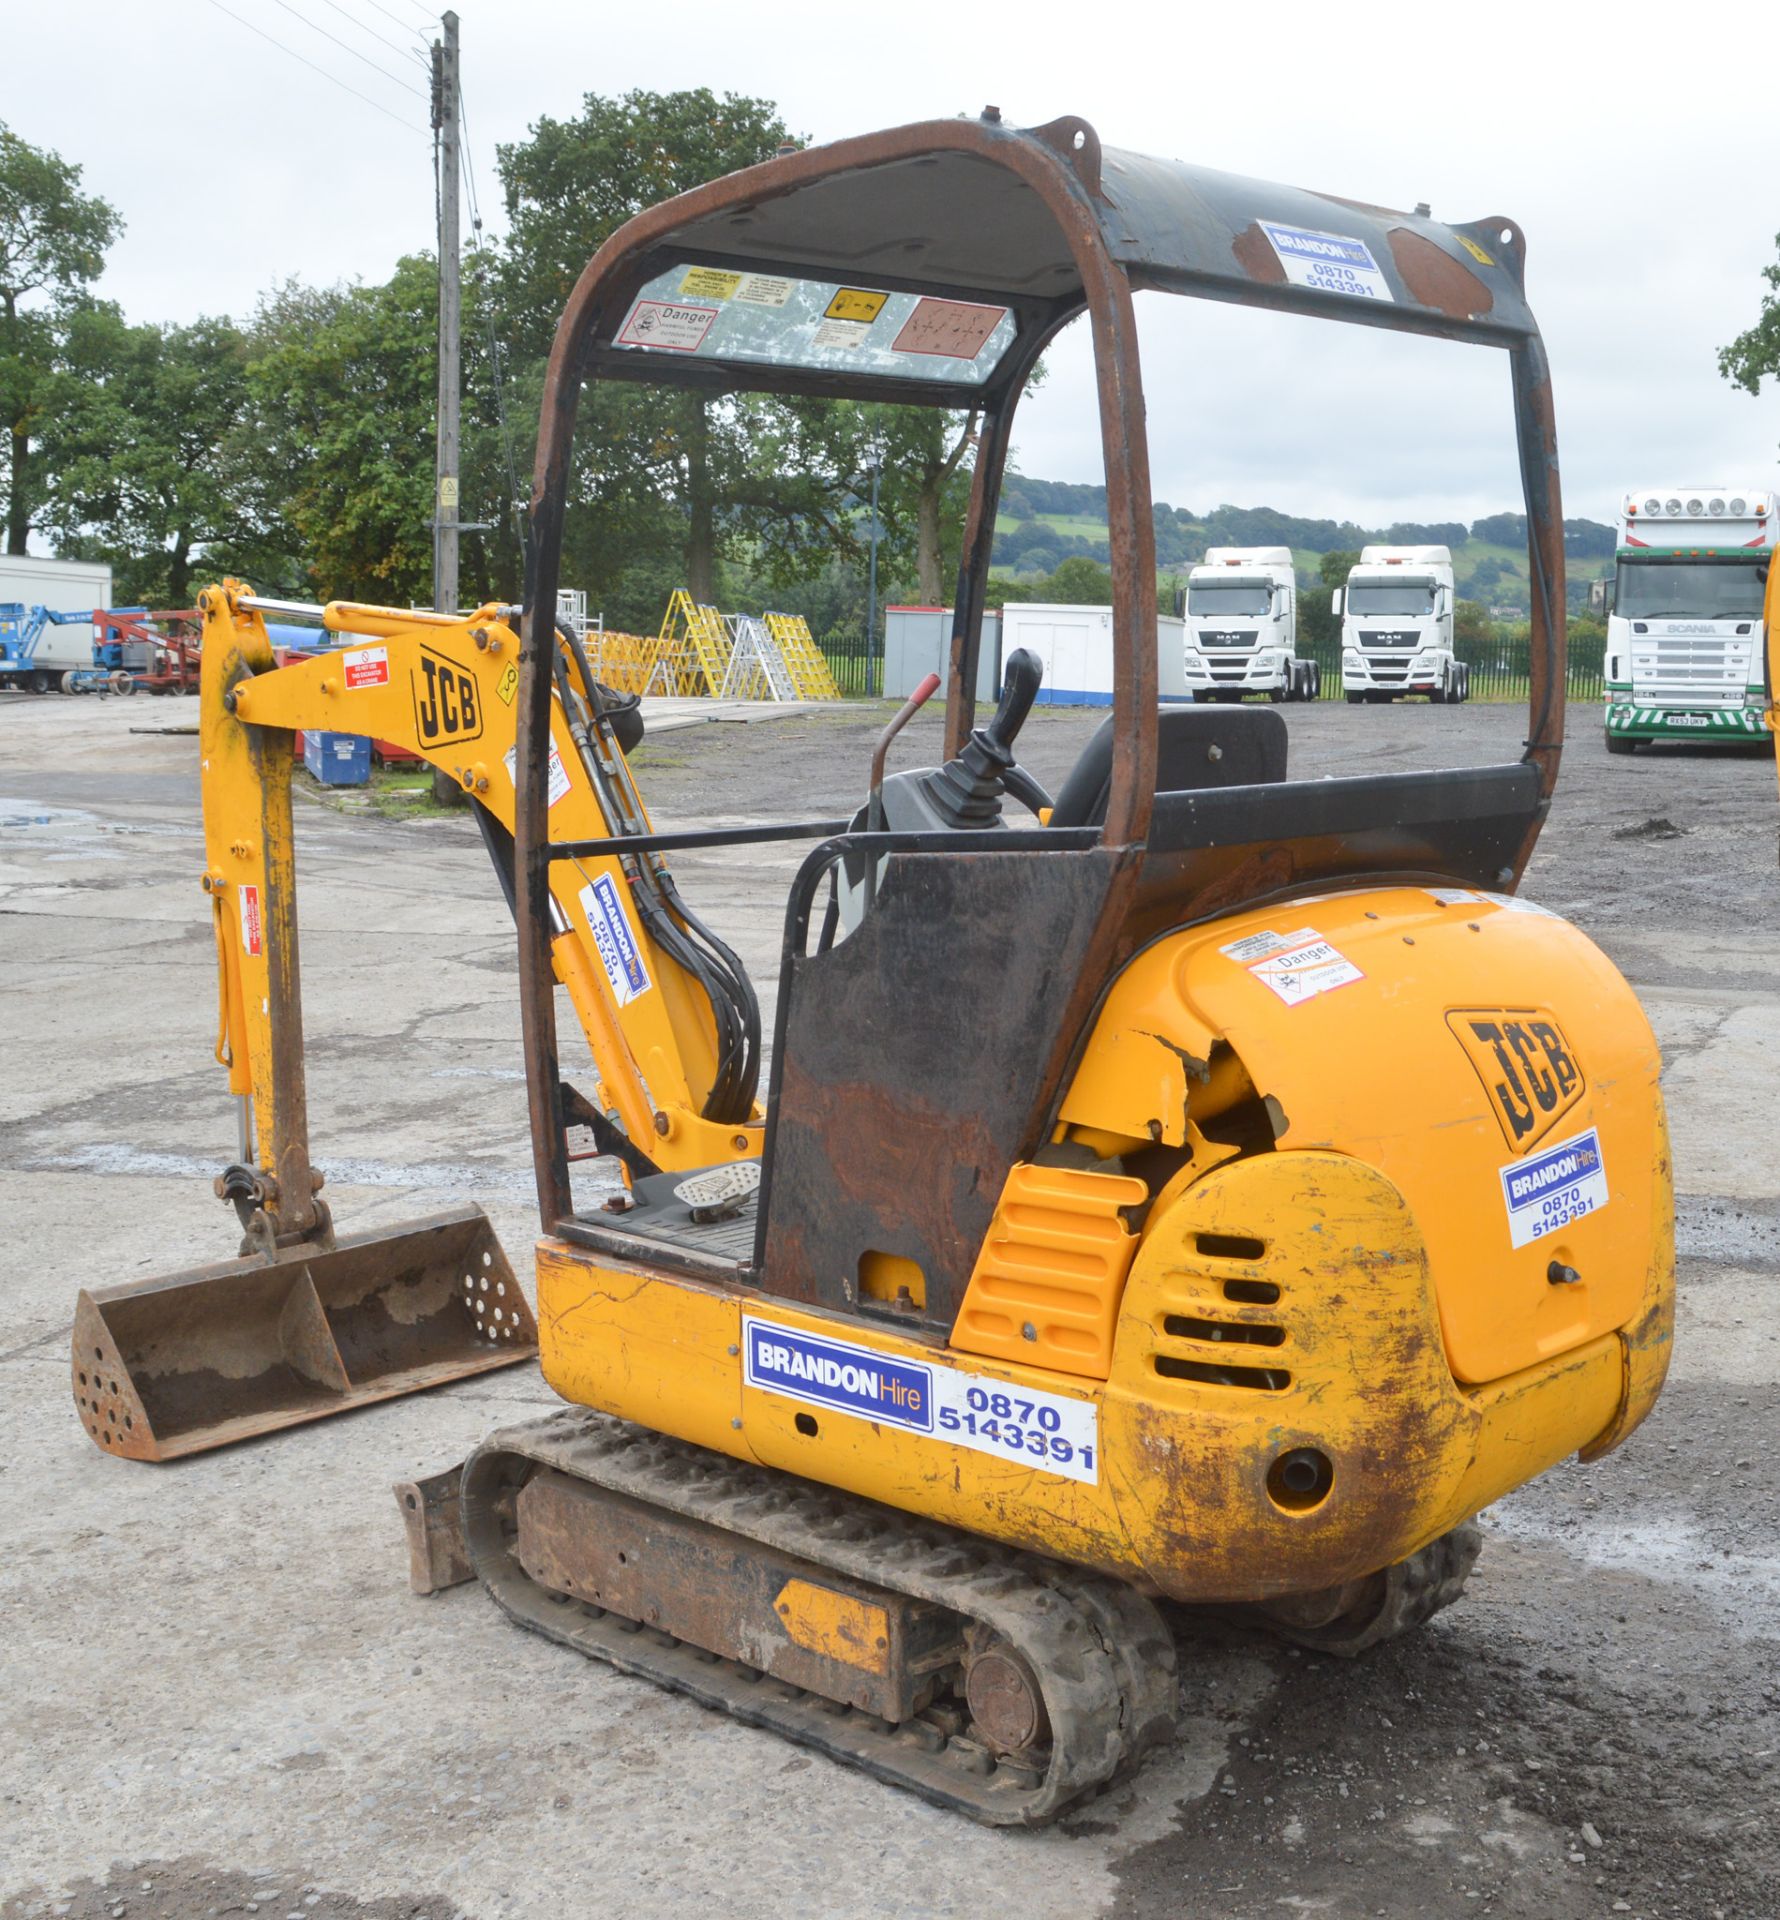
[1,689,1775,1920]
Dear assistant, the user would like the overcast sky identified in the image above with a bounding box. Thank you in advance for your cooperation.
[13,1,1780,532]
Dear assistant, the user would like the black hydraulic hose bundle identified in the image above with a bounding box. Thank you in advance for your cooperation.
[550,622,761,1127]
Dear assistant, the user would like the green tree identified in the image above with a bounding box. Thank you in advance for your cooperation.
[1042,554,1114,603]
[40,306,256,604]
[1720,239,1780,414]
[1319,549,1359,588]
[861,405,981,604]
[0,122,122,553]
[1452,599,1495,666]
[499,89,851,609]
[237,255,515,604]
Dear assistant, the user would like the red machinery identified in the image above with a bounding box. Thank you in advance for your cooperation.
[91,609,202,694]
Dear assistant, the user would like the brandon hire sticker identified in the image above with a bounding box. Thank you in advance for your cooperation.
[1220,926,1363,1006]
[1258,220,1394,302]
[742,1316,1099,1484]
[1499,1126,1609,1249]
[578,872,651,1007]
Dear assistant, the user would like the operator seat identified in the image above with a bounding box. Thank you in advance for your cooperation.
[1049,705,1289,829]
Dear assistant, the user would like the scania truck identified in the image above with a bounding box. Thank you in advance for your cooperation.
[1334,544,1467,703]
[1181,546,1315,701]
[1604,488,1772,753]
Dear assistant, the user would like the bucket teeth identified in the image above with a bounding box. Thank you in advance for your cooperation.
[72,1202,535,1461]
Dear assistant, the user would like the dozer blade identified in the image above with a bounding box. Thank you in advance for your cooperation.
[71,1202,536,1461]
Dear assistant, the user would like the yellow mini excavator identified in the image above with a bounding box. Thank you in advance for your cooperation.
[79,116,1673,1824]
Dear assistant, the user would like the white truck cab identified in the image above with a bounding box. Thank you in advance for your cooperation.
[1604,488,1772,752]
[1335,544,1466,703]
[1182,547,1316,701]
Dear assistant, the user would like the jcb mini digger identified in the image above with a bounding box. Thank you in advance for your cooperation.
[75,115,1673,1824]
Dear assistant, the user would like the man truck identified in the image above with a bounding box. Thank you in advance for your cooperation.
[1335,544,1467,703]
[1603,488,1771,753]
[1181,546,1315,701]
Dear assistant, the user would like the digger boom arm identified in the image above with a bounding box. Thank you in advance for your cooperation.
[197,582,761,1244]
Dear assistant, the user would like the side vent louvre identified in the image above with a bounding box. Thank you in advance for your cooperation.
[1197,1231,1266,1260]
[1147,1229,1291,1393]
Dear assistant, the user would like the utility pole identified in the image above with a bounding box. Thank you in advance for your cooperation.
[864,447,883,693]
[430,10,460,614]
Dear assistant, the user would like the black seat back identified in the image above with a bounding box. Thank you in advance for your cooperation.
[1049,705,1289,828]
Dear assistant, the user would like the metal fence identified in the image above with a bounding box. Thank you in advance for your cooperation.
[818,629,881,697]
[812,632,1606,706]
[1298,633,1604,703]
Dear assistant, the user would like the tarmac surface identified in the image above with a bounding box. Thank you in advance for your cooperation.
[1,689,1775,1920]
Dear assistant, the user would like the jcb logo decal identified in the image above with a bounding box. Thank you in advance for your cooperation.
[412,645,483,744]
[1447,1009,1584,1150]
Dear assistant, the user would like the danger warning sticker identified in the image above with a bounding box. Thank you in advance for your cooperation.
[1220,926,1363,1007]
[503,742,572,808]
[341,645,389,690]
[239,883,263,957]
[617,299,719,353]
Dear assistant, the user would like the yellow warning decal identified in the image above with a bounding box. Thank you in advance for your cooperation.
[1447,1008,1584,1151]
[1456,235,1495,267]
[496,661,518,706]
[824,287,888,324]
[680,266,743,301]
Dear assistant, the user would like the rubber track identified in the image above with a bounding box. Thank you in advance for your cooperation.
[460,1410,1178,1825]
[1235,1522,1485,1657]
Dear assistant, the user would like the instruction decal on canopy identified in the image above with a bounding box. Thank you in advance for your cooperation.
[823,287,888,324]
[1259,221,1395,303]
[891,298,1009,360]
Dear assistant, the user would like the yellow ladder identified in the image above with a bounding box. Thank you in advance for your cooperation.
[656,590,734,695]
[765,611,842,700]
[581,628,662,696]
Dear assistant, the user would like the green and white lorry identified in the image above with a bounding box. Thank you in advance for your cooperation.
[1604,487,1772,753]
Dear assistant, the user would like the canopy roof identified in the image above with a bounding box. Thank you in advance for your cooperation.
[576,115,1540,406]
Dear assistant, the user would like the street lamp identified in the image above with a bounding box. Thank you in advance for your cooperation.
[863,445,883,694]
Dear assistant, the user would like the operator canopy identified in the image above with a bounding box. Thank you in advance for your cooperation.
[580,115,1541,407]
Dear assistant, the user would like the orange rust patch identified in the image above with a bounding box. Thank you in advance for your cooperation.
[1388,229,1493,319]
[1231,223,1287,286]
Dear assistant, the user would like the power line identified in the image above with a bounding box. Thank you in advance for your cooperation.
[266,0,428,97]
[456,83,483,232]
[456,79,524,544]
[204,0,427,131]
[358,0,428,29]
[305,0,422,63]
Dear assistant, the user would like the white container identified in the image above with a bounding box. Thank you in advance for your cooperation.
[999,603,1187,707]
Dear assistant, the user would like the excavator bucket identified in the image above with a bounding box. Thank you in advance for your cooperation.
[70,1203,535,1461]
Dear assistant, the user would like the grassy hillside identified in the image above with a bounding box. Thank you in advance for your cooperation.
[993,508,1611,605]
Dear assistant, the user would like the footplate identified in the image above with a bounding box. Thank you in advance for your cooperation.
[456,1410,1178,1826]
